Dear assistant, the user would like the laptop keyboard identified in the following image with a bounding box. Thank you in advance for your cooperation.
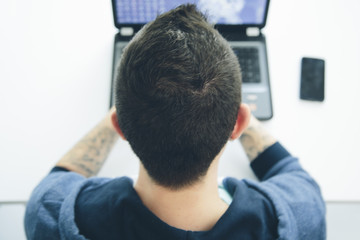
[232,47,261,83]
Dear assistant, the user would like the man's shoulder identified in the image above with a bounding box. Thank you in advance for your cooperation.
[216,178,279,239]
[78,176,134,200]
[75,176,140,239]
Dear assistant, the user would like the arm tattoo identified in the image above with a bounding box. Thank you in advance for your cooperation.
[56,117,119,177]
[239,117,276,162]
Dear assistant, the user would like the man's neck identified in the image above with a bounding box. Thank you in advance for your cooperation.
[134,157,228,231]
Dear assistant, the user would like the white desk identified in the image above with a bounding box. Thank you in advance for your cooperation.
[1,0,359,202]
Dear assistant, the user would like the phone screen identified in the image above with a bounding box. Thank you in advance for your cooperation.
[300,57,325,101]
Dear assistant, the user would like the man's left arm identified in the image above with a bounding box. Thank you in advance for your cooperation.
[55,107,119,177]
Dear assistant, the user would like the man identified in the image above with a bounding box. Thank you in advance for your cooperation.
[25,4,326,239]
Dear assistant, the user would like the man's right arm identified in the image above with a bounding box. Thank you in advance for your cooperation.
[237,115,326,239]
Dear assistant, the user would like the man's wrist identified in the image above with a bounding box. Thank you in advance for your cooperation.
[239,115,276,162]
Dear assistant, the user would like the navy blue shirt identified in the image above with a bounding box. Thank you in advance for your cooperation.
[24,143,326,239]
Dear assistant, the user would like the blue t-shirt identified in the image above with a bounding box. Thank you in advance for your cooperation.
[24,142,326,239]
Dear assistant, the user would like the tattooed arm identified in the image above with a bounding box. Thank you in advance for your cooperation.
[55,108,119,177]
[239,115,276,162]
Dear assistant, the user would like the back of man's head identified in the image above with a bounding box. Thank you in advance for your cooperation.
[115,4,241,190]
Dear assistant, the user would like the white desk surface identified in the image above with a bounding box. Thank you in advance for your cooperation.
[1,0,359,202]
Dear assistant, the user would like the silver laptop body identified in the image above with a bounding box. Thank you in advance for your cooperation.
[110,0,273,120]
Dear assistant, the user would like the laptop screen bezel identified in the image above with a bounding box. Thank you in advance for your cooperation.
[111,0,271,31]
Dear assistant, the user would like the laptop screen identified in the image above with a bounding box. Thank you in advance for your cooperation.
[113,0,268,26]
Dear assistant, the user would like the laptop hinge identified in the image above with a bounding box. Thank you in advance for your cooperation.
[120,27,135,36]
[246,27,261,37]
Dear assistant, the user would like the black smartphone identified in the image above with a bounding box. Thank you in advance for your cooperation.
[300,57,325,101]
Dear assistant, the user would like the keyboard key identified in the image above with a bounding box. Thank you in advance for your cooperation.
[232,47,261,83]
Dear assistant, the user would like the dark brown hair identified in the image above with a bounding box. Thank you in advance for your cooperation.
[115,4,241,189]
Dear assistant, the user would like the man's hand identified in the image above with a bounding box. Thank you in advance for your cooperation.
[239,115,276,162]
[55,107,119,177]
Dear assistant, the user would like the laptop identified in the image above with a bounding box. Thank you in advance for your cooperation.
[110,0,273,120]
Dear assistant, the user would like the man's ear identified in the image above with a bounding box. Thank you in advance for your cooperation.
[111,110,127,141]
[230,103,251,140]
